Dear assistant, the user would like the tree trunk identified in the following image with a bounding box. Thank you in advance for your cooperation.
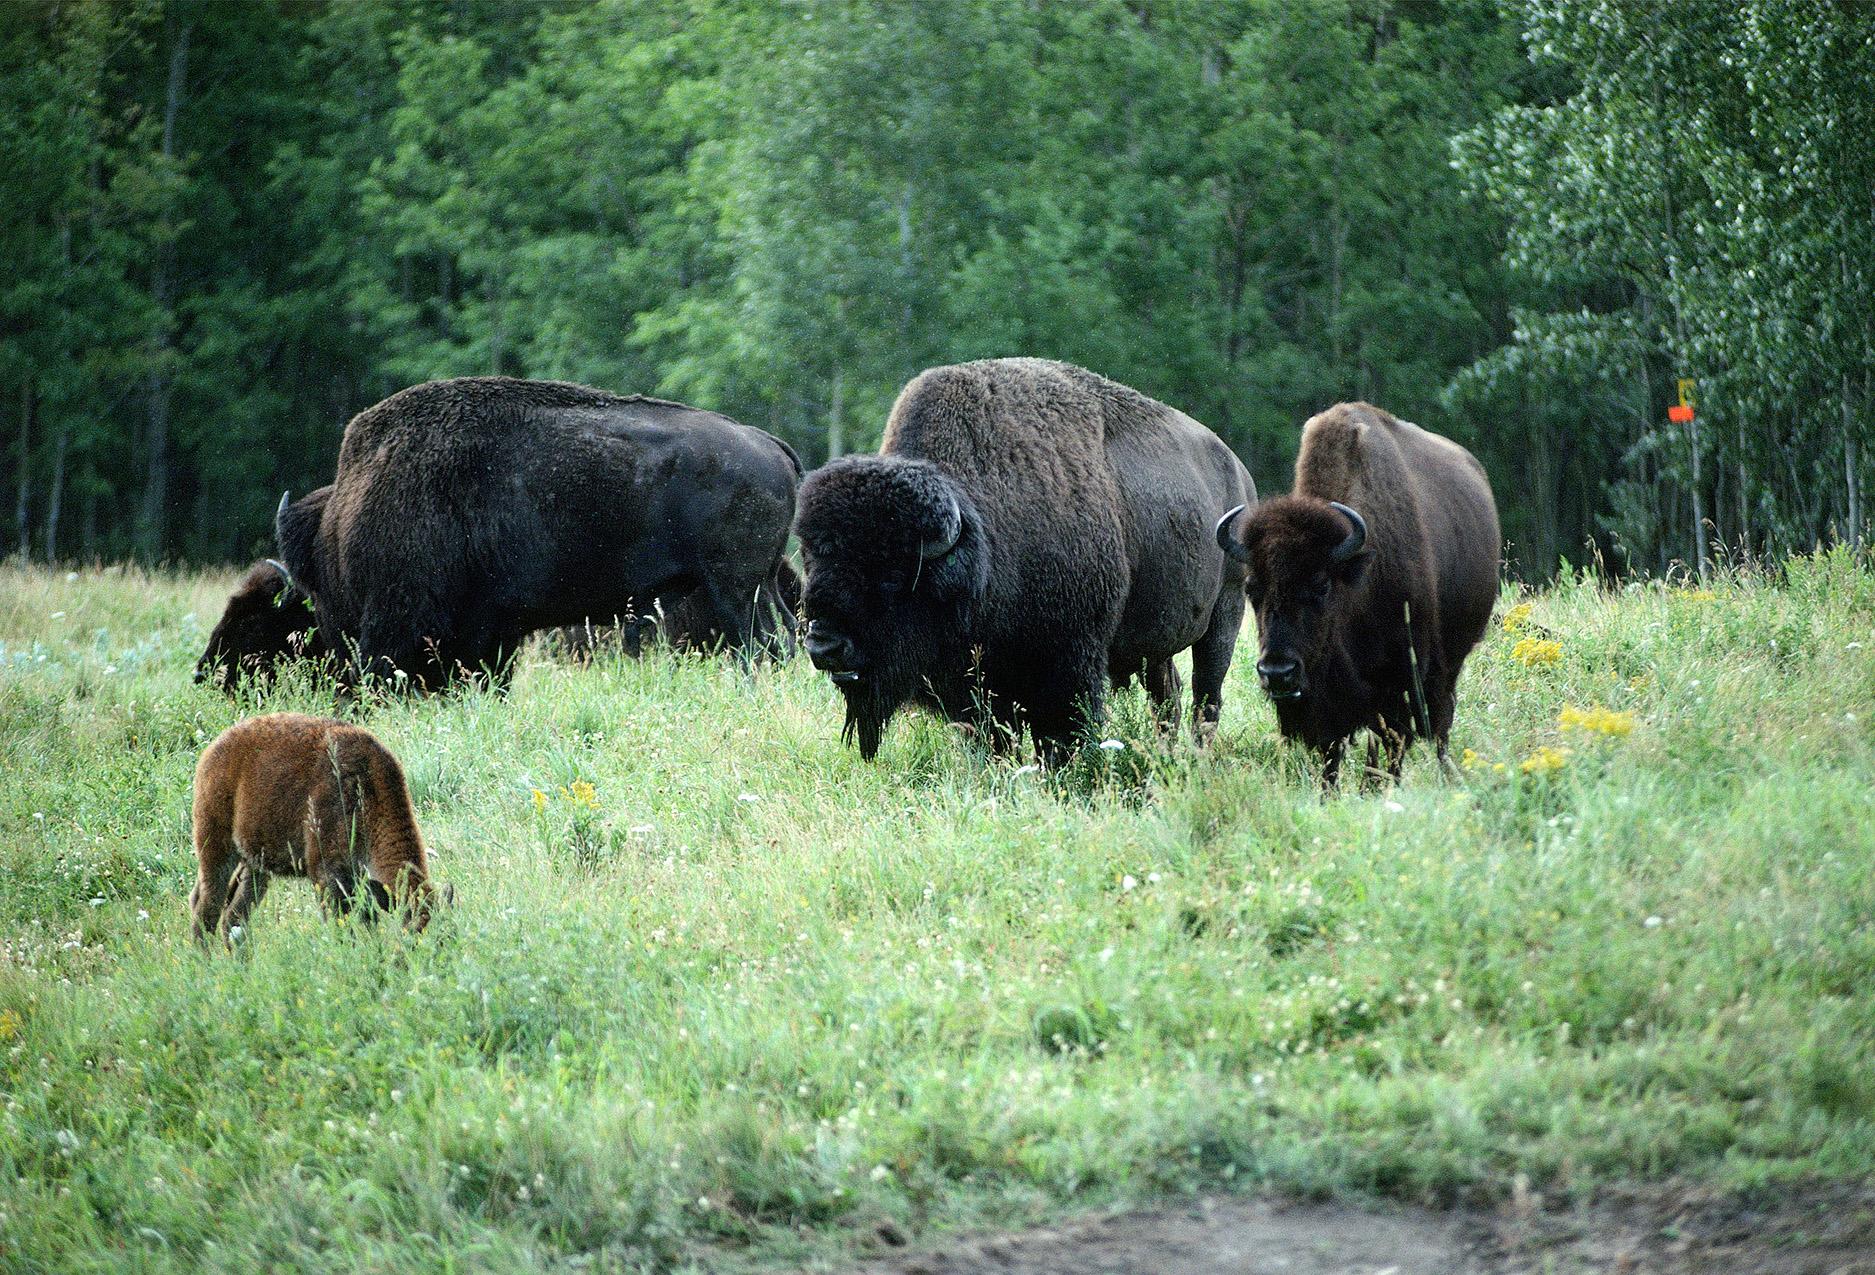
[1847,371,1862,544]
[826,362,845,461]
[45,426,67,563]
[15,381,31,559]
[139,17,191,561]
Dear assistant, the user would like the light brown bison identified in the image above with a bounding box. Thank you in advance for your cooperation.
[189,713,442,943]
[1217,402,1499,786]
[796,358,1254,762]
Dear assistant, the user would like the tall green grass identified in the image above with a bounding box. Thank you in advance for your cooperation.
[1,555,1872,1272]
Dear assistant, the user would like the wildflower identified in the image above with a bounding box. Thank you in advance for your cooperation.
[0,1010,20,1041]
[1098,738,1126,751]
[1678,588,1717,602]
[1460,747,1483,771]
[1511,638,1561,668]
[1558,703,1636,737]
[1501,602,1533,633]
[565,779,599,809]
[1120,874,1137,892]
[530,788,546,812]
[1519,745,1569,775]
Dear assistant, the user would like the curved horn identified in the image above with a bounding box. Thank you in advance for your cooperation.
[1328,501,1368,562]
[275,490,292,544]
[920,493,961,561]
[264,558,290,581]
[1214,504,1250,564]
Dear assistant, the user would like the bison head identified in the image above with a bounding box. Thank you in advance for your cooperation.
[794,457,987,759]
[1217,496,1370,702]
[195,559,325,691]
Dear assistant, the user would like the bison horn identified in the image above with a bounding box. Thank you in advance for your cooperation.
[1215,504,1250,564]
[1329,502,1368,561]
[275,490,292,545]
[920,493,961,561]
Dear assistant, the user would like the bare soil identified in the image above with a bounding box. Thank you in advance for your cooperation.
[834,1182,1875,1275]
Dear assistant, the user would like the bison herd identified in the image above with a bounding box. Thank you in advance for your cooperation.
[190,358,1500,938]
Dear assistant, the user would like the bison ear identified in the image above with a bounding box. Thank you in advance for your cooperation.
[1331,547,1372,587]
[274,486,329,594]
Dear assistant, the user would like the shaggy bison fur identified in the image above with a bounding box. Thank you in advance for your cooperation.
[275,377,800,688]
[189,713,443,943]
[795,358,1255,761]
[1217,402,1500,785]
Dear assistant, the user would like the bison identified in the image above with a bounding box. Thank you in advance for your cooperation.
[189,713,443,943]
[1216,401,1499,786]
[794,357,1255,762]
[274,377,801,687]
[194,489,334,692]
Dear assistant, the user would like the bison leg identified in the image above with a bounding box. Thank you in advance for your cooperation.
[188,821,240,947]
[219,862,272,936]
[1188,587,1245,743]
[1028,646,1109,765]
[1320,738,1348,792]
[1143,659,1182,737]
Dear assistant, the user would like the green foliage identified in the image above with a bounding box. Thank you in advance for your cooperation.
[1450,0,1875,572]
[1,559,1872,1268]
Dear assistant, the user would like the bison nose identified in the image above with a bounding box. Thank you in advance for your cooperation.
[804,622,862,683]
[1256,657,1303,699]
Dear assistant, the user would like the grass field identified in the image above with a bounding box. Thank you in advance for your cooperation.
[2,556,1872,1273]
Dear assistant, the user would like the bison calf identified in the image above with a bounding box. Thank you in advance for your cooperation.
[1218,402,1499,786]
[189,713,441,943]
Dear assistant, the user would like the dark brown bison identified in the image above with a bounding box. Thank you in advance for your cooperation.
[1216,402,1499,785]
[195,492,334,691]
[189,713,442,943]
[274,377,801,687]
[794,358,1255,762]
[556,559,802,660]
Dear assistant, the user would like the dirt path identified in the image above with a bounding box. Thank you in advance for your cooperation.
[835,1183,1875,1275]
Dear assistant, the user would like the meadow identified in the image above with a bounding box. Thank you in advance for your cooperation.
[1,556,1872,1272]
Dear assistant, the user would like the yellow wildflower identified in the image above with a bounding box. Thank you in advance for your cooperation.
[1678,588,1718,602]
[530,788,546,812]
[1558,704,1635,737]
[567,779,600,809]
[1460,747,1483,771]
[1520,745,1570,775]
[0,1008,20,1042]
[1511,637,1562,667]
[1501,602,1533,633]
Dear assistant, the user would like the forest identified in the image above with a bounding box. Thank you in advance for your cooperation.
[3,0,1871,577]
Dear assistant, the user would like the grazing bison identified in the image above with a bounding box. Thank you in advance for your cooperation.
[275,377,801,688]
[1216,401,1499,785]
[795,357,1255,761]
[558,559,802,660]
[195,489,334,692]
[189,713,443,943]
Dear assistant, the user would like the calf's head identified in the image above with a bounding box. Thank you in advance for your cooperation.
[1217,496,1370,702]
[794,457,987,759]
[195,560,324,691]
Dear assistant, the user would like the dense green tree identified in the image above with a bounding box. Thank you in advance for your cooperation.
[0,0,1863,574]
